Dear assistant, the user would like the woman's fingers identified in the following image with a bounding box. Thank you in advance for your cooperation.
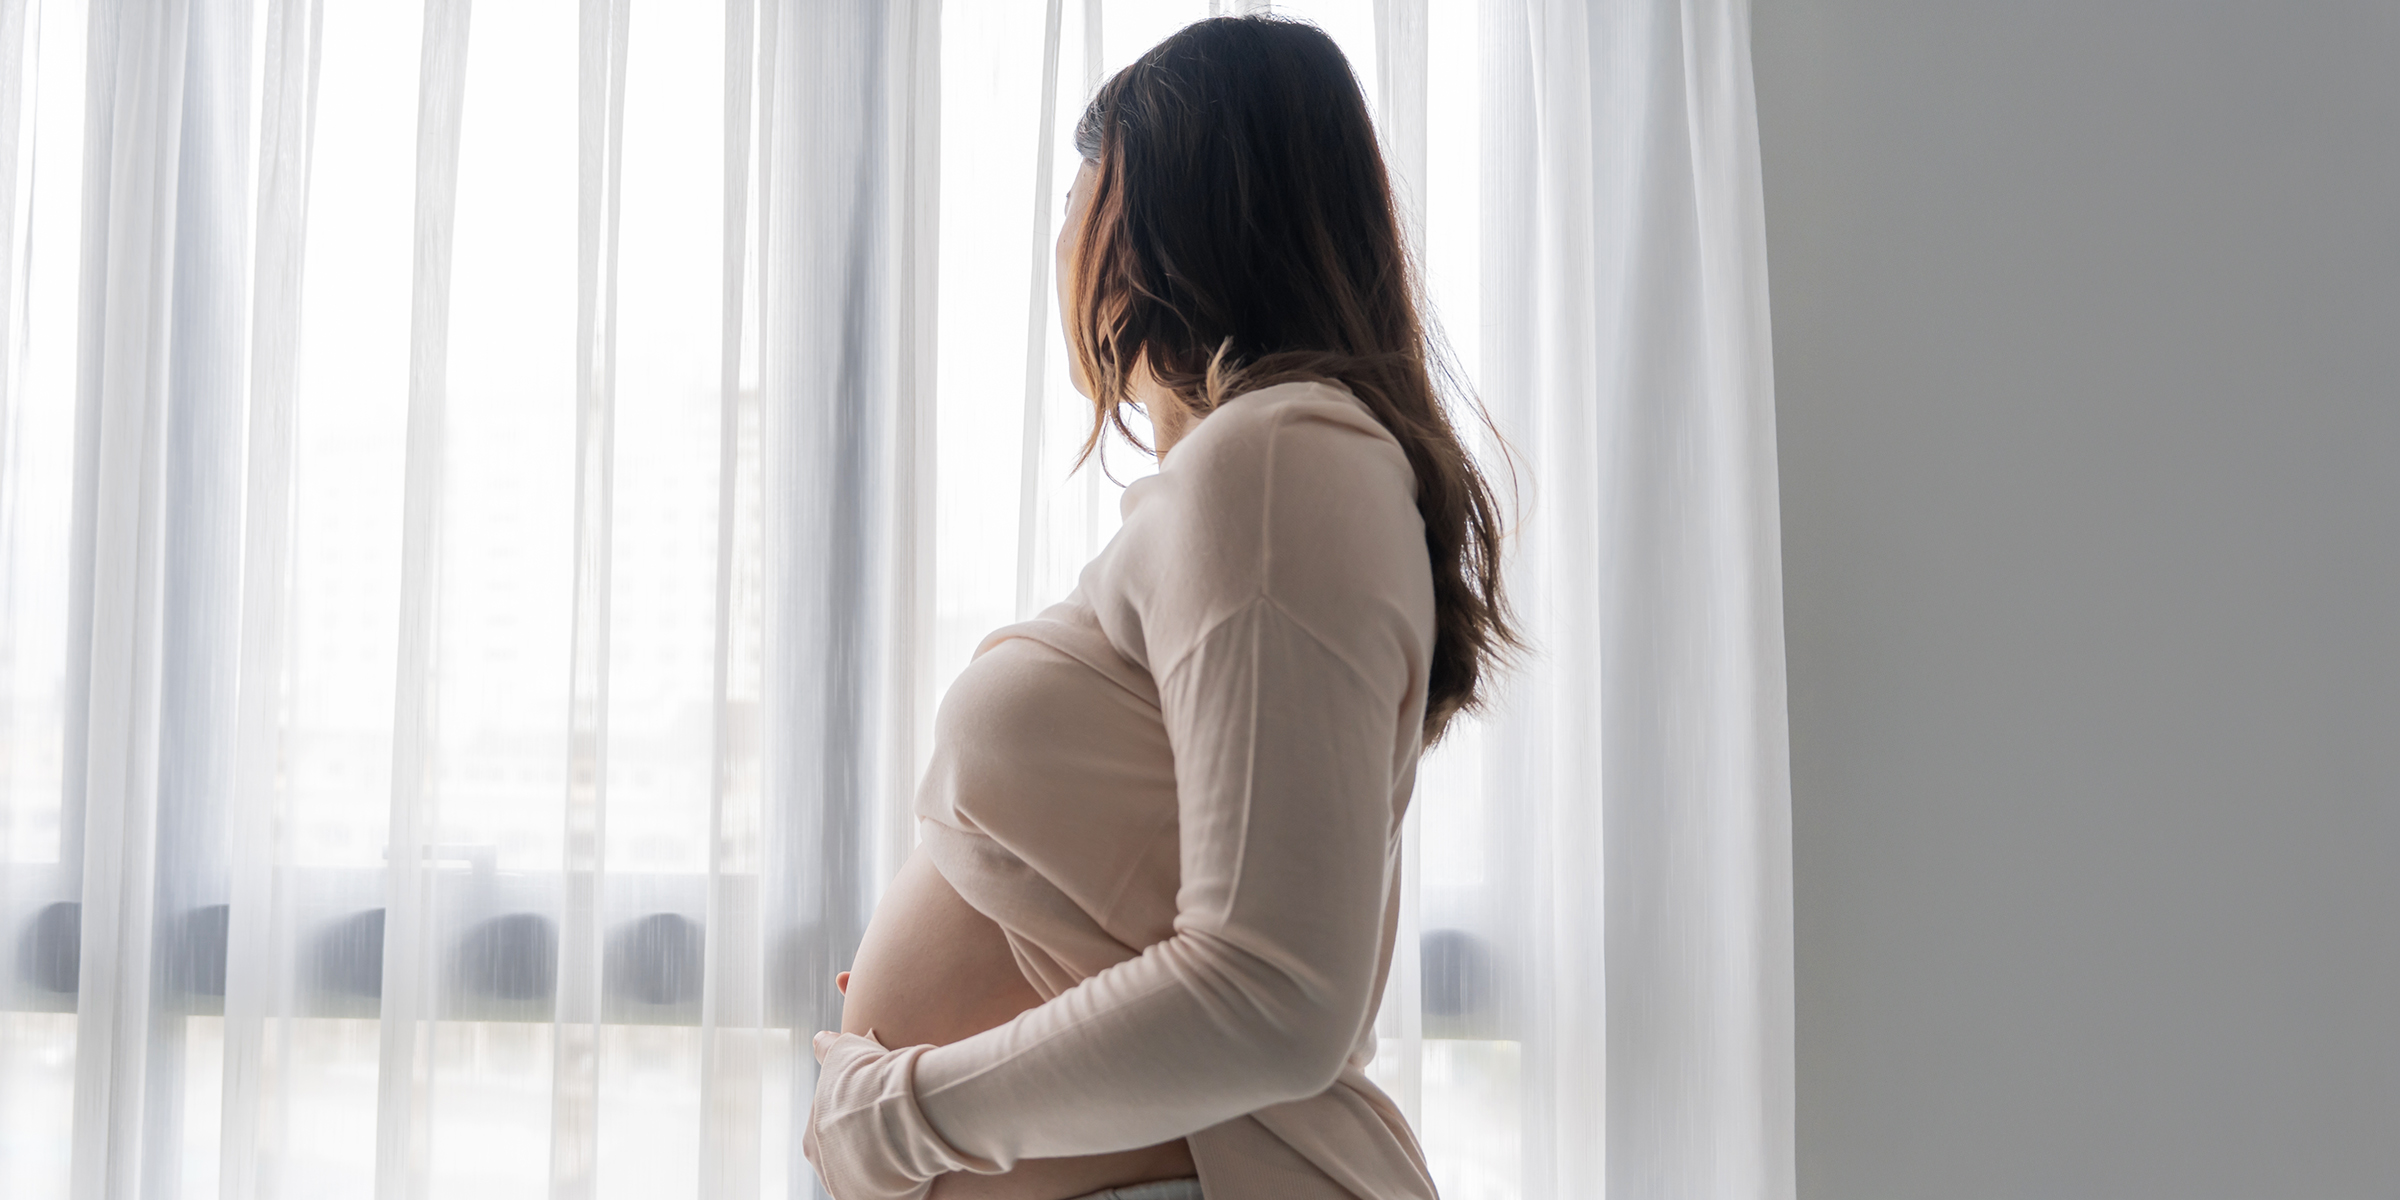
[812,1028,890,1065]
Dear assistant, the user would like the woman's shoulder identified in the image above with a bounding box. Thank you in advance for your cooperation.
[1170,378,1408,477]
[1145,379,1415,529]
[1135,379,1419,553]
[1092,376,1431,677]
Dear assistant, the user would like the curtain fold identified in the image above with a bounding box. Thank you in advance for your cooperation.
[216,1,323,1196]
[371,2,470,1194]
[65,2,203,1195]
[1369,0,1430,1139]
[698,0,765,1194]
[548,0,631,1194]
[1471,0,1795,1196]
[755,0,938,1191]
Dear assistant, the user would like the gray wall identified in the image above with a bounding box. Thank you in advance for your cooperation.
[1753,4,2400,1197]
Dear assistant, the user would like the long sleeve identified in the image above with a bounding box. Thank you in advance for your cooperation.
[802,382,1435,1197]
[914,595,1407,1149]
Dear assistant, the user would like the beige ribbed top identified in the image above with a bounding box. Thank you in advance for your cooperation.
[806,380,1439,1200]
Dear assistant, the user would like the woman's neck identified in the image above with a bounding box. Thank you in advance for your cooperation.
[1134,368,1195,459]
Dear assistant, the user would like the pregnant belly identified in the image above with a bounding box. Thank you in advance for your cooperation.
[840,847,1196,1200]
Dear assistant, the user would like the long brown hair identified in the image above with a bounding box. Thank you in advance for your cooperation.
[1065,15,1517,739]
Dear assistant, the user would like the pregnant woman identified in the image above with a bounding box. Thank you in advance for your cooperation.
[804,16,1514,1200]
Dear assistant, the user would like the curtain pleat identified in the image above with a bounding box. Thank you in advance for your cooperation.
[373,2,471,1196]
[0,0,28,485]
[0,5,30,1085]
[755,1,937,1193]
[1367,0,1430,1136]
[1474,5,1599,1197]
[547,0,629,1195]
[217,0,323,1193]
[1373,0,1427,250]
[1080,0,1100,92]
[63,2,192,1195]
[154,0,252,1178]
[699,0,765,1194]
[1009,0,1120,632]
[884,0,941,896]
[1011,0,1064,623]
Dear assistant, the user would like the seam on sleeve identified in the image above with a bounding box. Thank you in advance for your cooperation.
[1228,595,1263,935]
[1143,396,1358,686]
[1152,597,1269,931]
[1249,394,1416,701]
[1257,392,1291,601]
[1152,596,1387,733]
[1257,593,1389,699]
[1155,596,1399,936]
[1146,587,1271,687]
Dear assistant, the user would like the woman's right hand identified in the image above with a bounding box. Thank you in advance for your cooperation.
[807,1032,985,1200]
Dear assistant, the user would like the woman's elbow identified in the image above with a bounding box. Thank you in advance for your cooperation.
[1174,930,1375,1099]
[1275,1034,1355,1100]
[1244,999,1365,1100]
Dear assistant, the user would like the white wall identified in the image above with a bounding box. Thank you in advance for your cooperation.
[1752,4,2400,1197]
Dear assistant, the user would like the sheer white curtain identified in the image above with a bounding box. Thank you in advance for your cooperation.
[0,0,934,1196]
[0,1,1787,1198]
[1372,0,1793,1195]
[1457,1,1795,1196]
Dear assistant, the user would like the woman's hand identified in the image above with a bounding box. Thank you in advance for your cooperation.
[811,1026,863,1065]
[804,1029,999,1200]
